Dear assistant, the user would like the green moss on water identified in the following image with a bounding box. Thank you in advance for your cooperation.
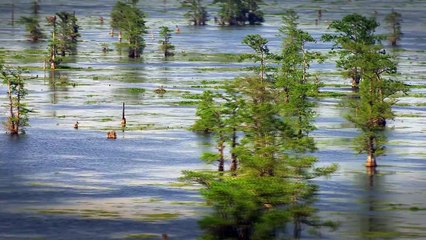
[396,113,421,118]
[127,88,146,94]
[138,213,180,222]
[172,100,198,106]
[318,91,348,98]
[37,208,120,218]
[362,231,402,238]
[100,117,114,122]
[124,233,159,239]
[182,93,203,100]
[176,52,242,63]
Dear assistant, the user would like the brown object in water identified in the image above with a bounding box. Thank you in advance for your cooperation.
[162,233,168,240]
[121,102,126,128]
[74,121,79,129]
[107,130,117,139]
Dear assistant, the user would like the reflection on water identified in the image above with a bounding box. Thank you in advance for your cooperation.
[0,0,425,239]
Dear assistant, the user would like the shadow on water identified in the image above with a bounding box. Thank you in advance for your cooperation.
[358,169,395,240]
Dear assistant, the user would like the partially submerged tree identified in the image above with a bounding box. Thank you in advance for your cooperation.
[213,0,264,26]
[384,10,402,46]
[158,26,175,57]
[186,18,337,238]
[1,65,31,135]
[111,0,148,58]
[19,16,45,42]
[275,10,322,141]
[45,12,80,69]
[180,0,209,25]
[322,13,382,88]
[346,44,407,167]
[55,11,80,56]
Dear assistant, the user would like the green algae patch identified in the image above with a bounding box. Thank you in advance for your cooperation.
[127,88,146,94]
[125,233,159,239]
[176,52,242,63]
[35,208,120,218]
[137,213,180,222]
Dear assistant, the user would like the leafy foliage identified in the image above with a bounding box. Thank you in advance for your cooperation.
[321,13,383,87]
[158,26,175,57]
[187,11,337,239]
[345,43,408,165]
[111,0,147,58]
[180,0,209,25]
[18,16,45,42]
[213,0,264,25]
[1,65,31,135]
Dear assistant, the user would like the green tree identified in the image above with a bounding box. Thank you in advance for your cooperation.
[55,11,80,56]
[158,26,175,57]
[180,0,209,25]
[241,34,270,81]
[345,44,407,167]
[275,10,322,142]
[192,80,244,172]
[192,90,220,134]
[1,65,31,135]
[46,15,60,70]
[384,10,402,46]
[322,14,382,88]
[213,0,264,26]
[45,12,80,69]
[19,16,45,42]
[111,0,147,58]
[186,28,336,239]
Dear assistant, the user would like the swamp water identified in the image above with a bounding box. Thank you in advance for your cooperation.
[0,0,425,239]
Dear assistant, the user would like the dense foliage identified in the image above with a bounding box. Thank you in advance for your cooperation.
[213,0,264,25]
[111,0,147,58]
[181,0,209,25]
[188,11,337,239]
[0,65,30,135]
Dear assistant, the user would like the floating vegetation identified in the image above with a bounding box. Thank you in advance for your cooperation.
[182,93,203,100]
[177,52,242,62]
[127,88,146,94]
[124,233,159,239]
[172,100,198,106]
[137,213,180,222]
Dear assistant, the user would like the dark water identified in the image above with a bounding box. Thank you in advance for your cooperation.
[0,0,426,239]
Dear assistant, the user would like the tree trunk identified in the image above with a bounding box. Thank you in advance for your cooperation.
[230,128,238,172]
[7,80,18,135]
[351,67,360,88]
[121,102,126,128]
[218,140,225,172]
[366,136,377,167]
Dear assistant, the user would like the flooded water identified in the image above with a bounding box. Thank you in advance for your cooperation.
[0,0,425,239]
